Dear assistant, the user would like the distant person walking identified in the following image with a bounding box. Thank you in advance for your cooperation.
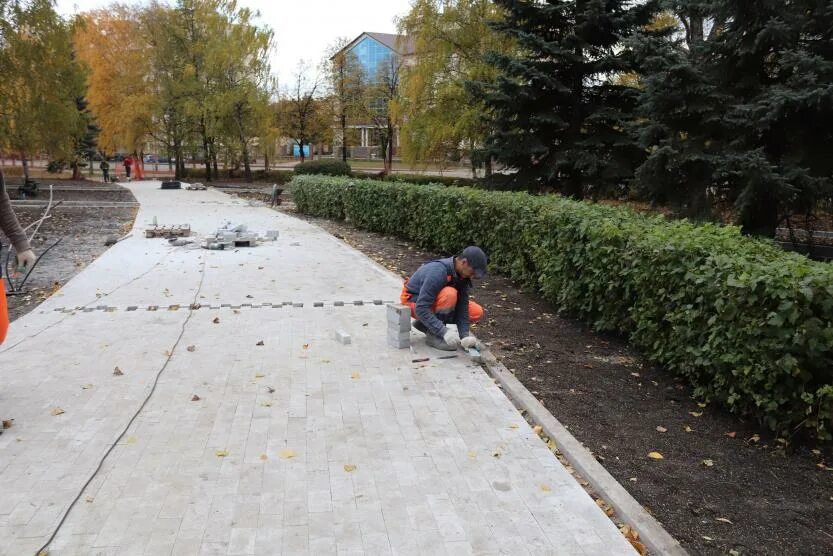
[99,159,110,183]
[123,156,133,180]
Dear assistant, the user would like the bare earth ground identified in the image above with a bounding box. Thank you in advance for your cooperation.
[6,180,831,555]
[4,180,137,322]
[240,186,832,556]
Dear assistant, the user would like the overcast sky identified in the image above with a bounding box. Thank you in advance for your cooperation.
[56,0,413,89]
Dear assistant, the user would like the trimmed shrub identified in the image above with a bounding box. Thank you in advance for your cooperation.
[366,172,477,187]
[291,174,833,440]
[178,168,294,184]
[294,159,352,177]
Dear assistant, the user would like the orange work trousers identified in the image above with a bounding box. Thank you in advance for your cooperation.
[0,280,8,344]
[400,285,484,323]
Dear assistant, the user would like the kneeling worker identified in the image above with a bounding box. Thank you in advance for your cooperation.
[400,246,487,351]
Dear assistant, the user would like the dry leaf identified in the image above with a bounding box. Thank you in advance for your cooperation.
[716,517,733,524]
[647,451,664,460]
[186,345,196,352]
[51,408,65,416]
[541,485,552,492]
[344,464,357,472]
[467,451,477,459]
[113,366,124,376]
[259,454,268,461]
[302,343,310,350]
[689,411,703,417]
[279,448,296,459]
[260,401,272,407]
[213,317,220,324]
[725,431,737,438]
[697,402,707,408]
[233,310,240,314]
[351,372,361,380]
[749,434,761,443]
[266,386,275,394]
[533,425,543,435]
[81,384,93,390]
[702,459,714,467]
[256,340,264,346]
[85,496,94,503]
[702,536,713,541]
[656,426,668,433]
[546,439,557,451]
[191,395,201,401]
[629,539,648,555]
[2,419,13,429]
[126,436,137,445]
[255,373,265,378]
[509,424,519,429]
[215,449,229,457]
[684,425,694,433]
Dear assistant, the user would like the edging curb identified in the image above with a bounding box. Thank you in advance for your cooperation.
[479,348,689,556]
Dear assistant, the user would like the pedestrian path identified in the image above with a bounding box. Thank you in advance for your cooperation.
[0,181,635,555]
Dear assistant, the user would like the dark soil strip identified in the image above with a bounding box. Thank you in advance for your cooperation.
[5,181,137,322]
[288,209,833,556]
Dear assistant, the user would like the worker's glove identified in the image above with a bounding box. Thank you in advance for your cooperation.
[461,335,479,350]
[443,328,461,348]
[16,249,36,271]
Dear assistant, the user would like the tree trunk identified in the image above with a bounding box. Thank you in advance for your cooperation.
[485,156,493,178]
[202,138,212,182]
[212,150,219,177]
[72,162,81,180]
[341,112,348,162]
[241,140,252,183]
[264,149,270,171]
[21,156,30,182]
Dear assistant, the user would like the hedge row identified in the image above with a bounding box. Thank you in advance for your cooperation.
[292,175,833,440]
[179,168,294,184]
[294,159,352,176]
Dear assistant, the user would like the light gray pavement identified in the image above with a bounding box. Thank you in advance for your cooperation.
[0,181,635,555]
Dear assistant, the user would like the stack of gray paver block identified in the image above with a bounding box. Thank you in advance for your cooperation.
[386,304,411,349]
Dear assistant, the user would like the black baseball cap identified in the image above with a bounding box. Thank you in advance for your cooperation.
[461,246,488,278]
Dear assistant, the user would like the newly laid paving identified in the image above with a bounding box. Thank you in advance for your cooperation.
[0,182,635,555]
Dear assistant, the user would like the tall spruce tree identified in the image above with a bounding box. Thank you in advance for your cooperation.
[472,0,658,196]
[704,0,833,236]
[630,3,728,216]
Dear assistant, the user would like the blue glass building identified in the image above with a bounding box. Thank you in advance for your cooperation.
[330,32,415,158]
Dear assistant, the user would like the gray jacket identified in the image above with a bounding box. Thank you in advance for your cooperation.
[0,177,30,253]
[404,257,472,338]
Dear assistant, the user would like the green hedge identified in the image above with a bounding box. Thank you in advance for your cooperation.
[179,168,294,184]
[294,159,352,176]
[365,172,477,187]
[292,175,833,440]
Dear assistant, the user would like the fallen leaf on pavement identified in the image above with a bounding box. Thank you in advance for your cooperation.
[684,425,694,433]
[126,436,136,445]
[702,536,713,541]
[656,426,668,433]
[212,317,220,324]
[697,402,707,408]
[533,425,543,435]
[629,477,637,482]
[259,454,267,461]
[749,434,761,443]
[725,431,736,438]
[51,408,65,416]
[344,464,357,472]
[81,384,93,390]
[191,395,201,401]
[541,485,552,492]
[467,451,477,459]
[260,401,272,407]
[689,411,703,417]
[187,345,196,352]
[215,449,229,457]
[255,373,265,378]
[647,451,664,460]
[2,419,13,429]
[113,366,124,376]
[302,343,310,350]
[509,424,519,429]
[256,340,264,346]
[702,459,714,467]
[85,496,94,503]
[351,372,361,380]
[716,517,733,524]
[266,386,275,394]
[279,448,296,459]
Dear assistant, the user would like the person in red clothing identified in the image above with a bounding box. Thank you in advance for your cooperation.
[123,155,133,180]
